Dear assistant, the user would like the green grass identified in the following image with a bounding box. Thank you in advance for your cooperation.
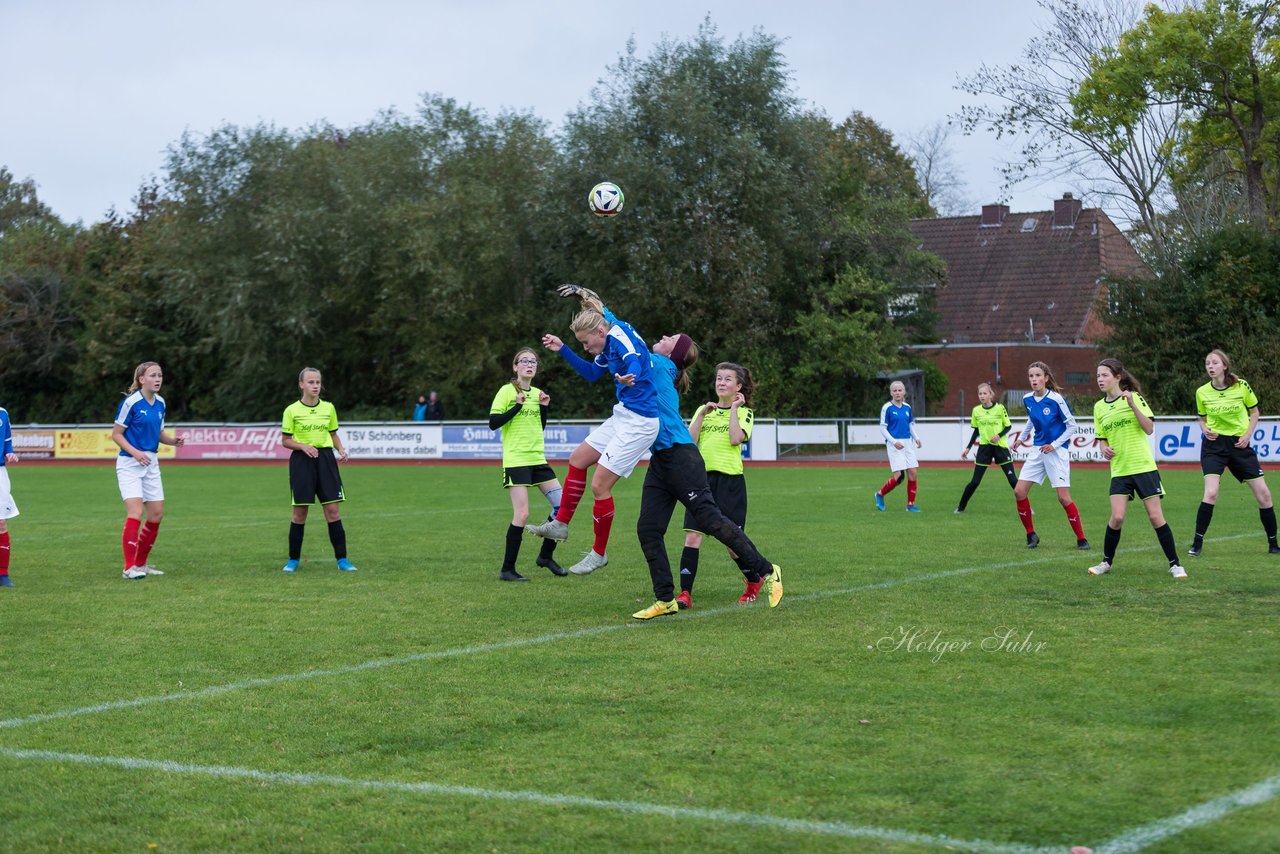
[1,462,1277,853]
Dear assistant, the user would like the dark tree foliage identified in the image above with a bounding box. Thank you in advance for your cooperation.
[1101,225,1280,412]
[0,25,939,422]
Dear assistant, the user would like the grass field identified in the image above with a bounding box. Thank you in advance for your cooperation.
[0,461,1277,853]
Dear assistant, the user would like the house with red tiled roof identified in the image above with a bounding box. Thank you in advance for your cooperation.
[905,194,1149,416]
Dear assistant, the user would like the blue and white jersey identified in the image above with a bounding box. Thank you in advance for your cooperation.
[879,401,918,443]
[598,311,657,417]
[0,407,12,464]
[558,307,659,418]
[1019,390,1076,449]
[114,391,166,455]
[649,352,694,452]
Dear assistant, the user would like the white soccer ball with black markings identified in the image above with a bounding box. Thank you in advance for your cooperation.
[588,181,624,216]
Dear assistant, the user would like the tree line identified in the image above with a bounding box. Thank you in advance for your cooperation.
[4,5,1280,425]
[0,26,938,424]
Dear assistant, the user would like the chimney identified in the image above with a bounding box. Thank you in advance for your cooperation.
[1054,192,1082,227]
[980,203,1009,227]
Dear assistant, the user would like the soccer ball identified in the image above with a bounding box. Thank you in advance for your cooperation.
[588,181,624,216]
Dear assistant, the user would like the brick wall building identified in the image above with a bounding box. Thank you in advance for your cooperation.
[906,195,1148,417]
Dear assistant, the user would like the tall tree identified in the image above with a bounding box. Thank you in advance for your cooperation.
[554,23,935,415]
[957,0,1183,263]
[903,121,972,216]
[1101,224,1280,410]
[1074,0,1280,230]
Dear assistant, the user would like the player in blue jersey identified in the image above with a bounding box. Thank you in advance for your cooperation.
[874,381,923,511]
[526,285,659,576]
[630,333,781,619]
[1010,361,1088,550]
[112,361,185,580]
[0,404,19,587]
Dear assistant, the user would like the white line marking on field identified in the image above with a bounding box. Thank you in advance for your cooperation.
[0,533,1253,732]
[1092,772,1280,853]
[0,746,1057,853]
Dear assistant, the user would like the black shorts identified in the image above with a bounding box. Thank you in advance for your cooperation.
[684,471,747,534]
[973,444,1013,467]
[503,464,558,489]
[290,448,345,505]
[1109,470,1164,501]
[1201,435,1265,482]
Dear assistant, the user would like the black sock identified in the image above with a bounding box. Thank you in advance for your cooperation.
[538,536,557,561]
[502,524,522,571]
[1261,506,1278,546]
[1194,502,1215,545]
[288,522,305,561]
[680,546,700,593]
[1103,525,1122,565]
[1154,523,1178,565]
[327,519,347,560]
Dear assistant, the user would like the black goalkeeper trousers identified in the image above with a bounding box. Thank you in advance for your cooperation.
[636,443,773,601]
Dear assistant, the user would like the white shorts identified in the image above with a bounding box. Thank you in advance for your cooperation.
[885,441,919,472]
[1018,446,1071,487]
[0,467,18,520]
[116,455,165,502]
[585,403,660,479]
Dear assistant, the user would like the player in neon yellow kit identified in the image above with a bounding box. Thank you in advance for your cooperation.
[1086,359,1186,579]
[1189,349,1278,557]
[490,348,567,581]
[675,361,757,609]
[955,382,1019,513]
[281,367,356,573]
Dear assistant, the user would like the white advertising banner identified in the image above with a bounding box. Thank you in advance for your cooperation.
[340,426,443,460]
[853,418,1280,463]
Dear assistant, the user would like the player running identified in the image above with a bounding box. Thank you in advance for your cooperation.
[1010,362,1089,550]
[955,382,1019,513]
[0,403,18,588]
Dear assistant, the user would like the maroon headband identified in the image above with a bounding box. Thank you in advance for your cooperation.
[669,334,693,369]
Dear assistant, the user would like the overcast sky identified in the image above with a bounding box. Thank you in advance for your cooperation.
[2,0,1066,225]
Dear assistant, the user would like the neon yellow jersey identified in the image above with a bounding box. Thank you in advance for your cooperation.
[1195,379,1258,438]
[696,406,753,475]
[970,403,1011,448]
[490,383,547,468]
[282,399,339,449]
[1093,393,1156,477]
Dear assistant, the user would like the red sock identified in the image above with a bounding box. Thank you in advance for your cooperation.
[135,520,161,566]
[0,531,9,574]
[557,465,587,524]
[1064,502,1085,539]
[878,476,899,496]
[122,517,141,569]
[1017,499,1035,534]
[592,497,615,556]
[907,478,918,505]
